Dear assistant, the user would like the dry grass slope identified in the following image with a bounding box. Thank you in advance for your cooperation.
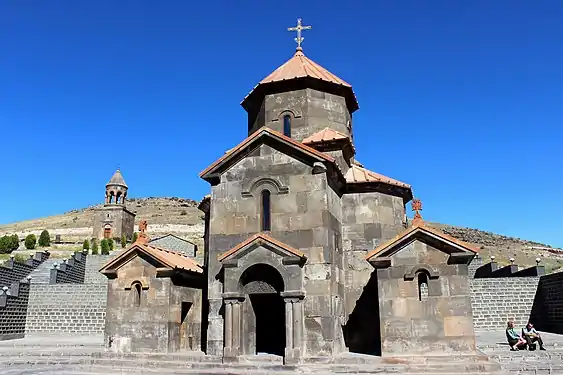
[1,197,561,272]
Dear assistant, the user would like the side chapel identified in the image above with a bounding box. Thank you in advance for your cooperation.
[100,19,481,363]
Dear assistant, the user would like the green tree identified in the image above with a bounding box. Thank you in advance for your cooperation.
[10,234,19,252]
[38,230,51,247]
[107,238,114,251]
[91,239,99,255]
[25,234,37,250]
[83,239,90,252]
[121,234,127,248]
[100,239,110,255]
[0,236,10,254]
[132,232,138,243]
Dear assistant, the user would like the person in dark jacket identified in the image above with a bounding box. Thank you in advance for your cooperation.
[522,322,546,350]
[506,321,526,351]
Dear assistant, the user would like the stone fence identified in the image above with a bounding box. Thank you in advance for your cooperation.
[0,251,50,288]
[25,283,107,335]
[49,251,87,284]
[0,280,30,340]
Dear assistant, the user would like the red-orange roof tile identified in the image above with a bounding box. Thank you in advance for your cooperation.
[302,127,350,145]
[345,164,411,189]
[259,49,352,87]
[199,127,335,178]
[218,232,306,262]
[100,242,203,275]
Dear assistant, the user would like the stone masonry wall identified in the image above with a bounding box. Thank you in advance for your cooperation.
[0,251,49,288]
[25,283,107,335]
[0,281,30,340]
[470,277,540,331]
[530,271,563,334]
[52,252,87,284]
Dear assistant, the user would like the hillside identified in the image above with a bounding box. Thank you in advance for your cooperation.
[1,197,561,271]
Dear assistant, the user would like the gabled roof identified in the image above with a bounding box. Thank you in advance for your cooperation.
[218,233,306,262]
[365,223,479,261]
[106,169,127,188]
[199,127,336,182]
[99,241,203,276]
[302,127,350,145]
[345,164,411,189]
[149,233,195,246]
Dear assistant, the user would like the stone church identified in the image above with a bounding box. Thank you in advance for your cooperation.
[101,20,480,364]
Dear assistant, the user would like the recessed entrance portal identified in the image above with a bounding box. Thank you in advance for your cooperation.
[240,263,285,357]
[250,293,285,356]
[103,226,112,239]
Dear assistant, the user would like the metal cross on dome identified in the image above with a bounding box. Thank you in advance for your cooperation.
[288,18,312,50]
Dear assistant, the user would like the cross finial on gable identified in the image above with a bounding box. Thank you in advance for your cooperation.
[288,18,312,51]
[411,198,424,226]
[137,220,149,244]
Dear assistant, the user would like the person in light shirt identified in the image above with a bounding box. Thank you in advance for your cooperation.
[506,321,527,351]
[522,322,546,351]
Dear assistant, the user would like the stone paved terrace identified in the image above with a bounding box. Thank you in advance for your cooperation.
[2,332,563,374]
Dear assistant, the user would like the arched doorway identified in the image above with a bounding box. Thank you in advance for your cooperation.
[103,224,112,239]
[240,264,285,356]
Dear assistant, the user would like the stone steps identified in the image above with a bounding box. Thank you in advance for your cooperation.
[0,352,507,374]
[27,259,58,284]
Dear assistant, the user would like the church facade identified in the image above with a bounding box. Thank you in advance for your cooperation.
[197,22,479,362]
[101,20,480,363]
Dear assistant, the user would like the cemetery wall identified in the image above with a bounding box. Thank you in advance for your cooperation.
[529,271,563,334]
[51,252,87,284]
[25,283,107,335]
[0,281,30,340]
[469,277,540,331]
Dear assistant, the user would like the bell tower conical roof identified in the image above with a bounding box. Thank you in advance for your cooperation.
[106,168,128,188]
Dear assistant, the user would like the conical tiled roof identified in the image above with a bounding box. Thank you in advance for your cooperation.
[241,48,359,113]
[106,169,128,188]
[259,49,351,87]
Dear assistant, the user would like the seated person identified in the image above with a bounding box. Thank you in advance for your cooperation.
[506,321,527,351]
[522,322,546,350]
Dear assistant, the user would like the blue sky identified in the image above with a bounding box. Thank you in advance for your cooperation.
[1,1,561,247]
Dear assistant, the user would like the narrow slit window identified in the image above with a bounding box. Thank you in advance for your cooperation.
[417,273,429,302]
[261,190,271,231]
[133,283,142,307]
[283,115,291,137]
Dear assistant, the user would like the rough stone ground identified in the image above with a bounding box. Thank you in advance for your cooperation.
[1,332,563,374]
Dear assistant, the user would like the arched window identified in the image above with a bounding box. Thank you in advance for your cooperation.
[132,282,142,307]
[417,272,429,302]
[283,115,291,137]
[261,190,271,231]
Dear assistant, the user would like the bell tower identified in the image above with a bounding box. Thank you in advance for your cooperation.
[241,19,359,145]
[105,169,128,205]
[92,169,136,241]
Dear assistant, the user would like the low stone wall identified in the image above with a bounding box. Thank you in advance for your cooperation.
[470,277,540,331]
[0,281,30,340]
[25,283,107,335]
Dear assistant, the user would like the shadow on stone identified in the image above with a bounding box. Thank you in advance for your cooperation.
[343,270,381,356]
